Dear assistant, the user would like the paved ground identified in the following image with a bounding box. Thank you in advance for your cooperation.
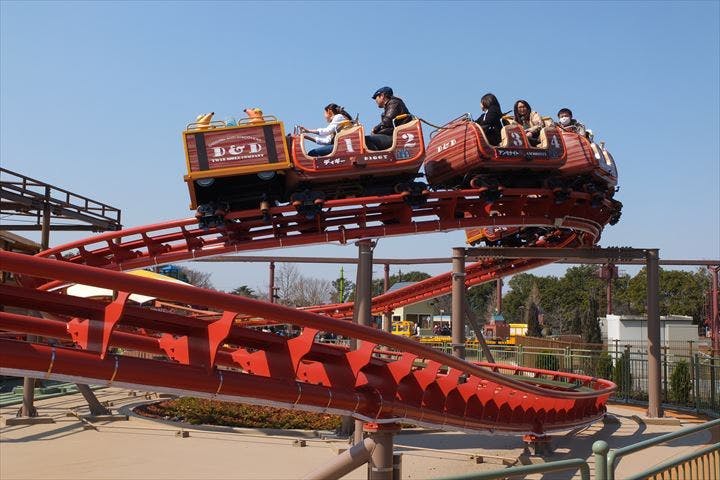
[1,387,716,479]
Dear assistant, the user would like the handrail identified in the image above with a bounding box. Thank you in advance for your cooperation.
[625,442,720,480]
[594,418,720,480]
[436,458,590,480]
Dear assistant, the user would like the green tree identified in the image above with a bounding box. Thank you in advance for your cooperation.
[331,273,355,303]
[613,354,632,397]
[617,267,710,322]
[670,360,692,405]
[467,282,496,321]
[582,295,602,344]
[525,283,543,337]
[595,353,614,379]
[503,273,544,323]
[563,308,583,335]
[370,270,431,297]
[229,285,257,298]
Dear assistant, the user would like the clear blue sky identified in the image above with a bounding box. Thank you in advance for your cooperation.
[2,1,718,293]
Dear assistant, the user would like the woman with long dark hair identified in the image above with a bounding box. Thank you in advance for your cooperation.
[513,99,543,145]
[299,103,353,157]
[475,93,503,146]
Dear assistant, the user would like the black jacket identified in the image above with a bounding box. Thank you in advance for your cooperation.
[475,105,502,146]
[372,96,411,136]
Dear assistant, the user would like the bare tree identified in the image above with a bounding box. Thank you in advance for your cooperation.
[295,277,333,306]
[178,266,214,289]
[275,264,302,305]
[269,264,333,307]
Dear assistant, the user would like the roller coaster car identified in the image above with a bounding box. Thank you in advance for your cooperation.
[423,114,567,190]
[286,116,426,201]
[182,115,292,213]
[556,129,618,196]
[465,226,559,246]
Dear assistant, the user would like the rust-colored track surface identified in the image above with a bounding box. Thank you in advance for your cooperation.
[0,188,619,433]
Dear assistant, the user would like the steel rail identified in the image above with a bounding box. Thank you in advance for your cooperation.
[0,250,614,401]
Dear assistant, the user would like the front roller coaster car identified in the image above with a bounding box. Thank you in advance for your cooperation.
[182,113,292,225]
[285,115,426,216]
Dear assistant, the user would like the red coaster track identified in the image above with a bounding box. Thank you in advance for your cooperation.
[0,187,618,433]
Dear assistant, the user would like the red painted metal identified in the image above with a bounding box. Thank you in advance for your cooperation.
[0,250,614,433]
[0,185,621,434]
[32,189,616,289]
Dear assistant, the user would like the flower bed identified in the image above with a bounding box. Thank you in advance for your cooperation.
[135,397,342,430]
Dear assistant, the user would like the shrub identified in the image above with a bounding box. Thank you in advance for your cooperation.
[613,354,632,397]
[536,351,560,371]
[595,353,614,380]
[670,360,692,405]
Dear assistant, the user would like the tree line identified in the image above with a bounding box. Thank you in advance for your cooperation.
[175,264,715,338]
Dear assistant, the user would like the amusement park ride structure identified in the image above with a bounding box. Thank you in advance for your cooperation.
[1,111,716,479]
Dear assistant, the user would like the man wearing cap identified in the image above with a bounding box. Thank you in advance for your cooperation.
[365,86,411,151]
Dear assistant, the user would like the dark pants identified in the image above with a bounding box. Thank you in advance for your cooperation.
[365,134,393,151]
[308,144,333,157]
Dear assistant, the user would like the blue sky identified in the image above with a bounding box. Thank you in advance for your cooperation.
[1,1,718,293]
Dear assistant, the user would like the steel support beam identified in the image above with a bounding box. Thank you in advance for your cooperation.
[466,246,649,262]
[195,254,719,267]
[451,248,466,360]
[302,437,375,480]
[646,249,663,418]
[365,423,401,480]
[20,190,52,418]
[711,266,719,354]
[269,261,275,304]
[463,296,495,363]
[353,240,374,444]
[382,264,391,333]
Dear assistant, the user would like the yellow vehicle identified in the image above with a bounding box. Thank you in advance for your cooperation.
[182,114,292,213]
[391,320,416,337]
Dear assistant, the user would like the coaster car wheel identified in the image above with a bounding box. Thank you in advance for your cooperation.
[470,176,503,203]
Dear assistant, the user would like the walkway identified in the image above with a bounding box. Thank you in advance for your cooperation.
[1,388,715,479]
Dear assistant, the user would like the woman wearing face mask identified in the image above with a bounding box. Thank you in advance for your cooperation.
[475,93,503,146]
[556,108,587,137]
[513,100,543,146]
[299,103,353,157]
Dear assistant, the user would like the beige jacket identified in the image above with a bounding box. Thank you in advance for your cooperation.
[511,111,543,136]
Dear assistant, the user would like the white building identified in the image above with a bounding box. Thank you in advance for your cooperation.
[601,314,699,344]
[385,282,435,328]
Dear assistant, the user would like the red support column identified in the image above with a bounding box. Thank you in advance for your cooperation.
[496,278,503,313]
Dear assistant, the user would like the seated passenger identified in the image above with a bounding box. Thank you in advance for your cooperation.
[556,108,587,137]
[512,100,543,146]
[299,103,353,157]
[475,93,503,146]
[365,86,411,151]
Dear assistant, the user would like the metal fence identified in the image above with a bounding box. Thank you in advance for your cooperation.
[442,341,720,416]
[317,336,720,415]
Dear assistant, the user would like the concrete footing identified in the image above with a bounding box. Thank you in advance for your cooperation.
[523,433,553,456]
[3,415,55,426]
[631,415,682,426]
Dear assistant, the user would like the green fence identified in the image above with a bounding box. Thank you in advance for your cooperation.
[452,341,719,416]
